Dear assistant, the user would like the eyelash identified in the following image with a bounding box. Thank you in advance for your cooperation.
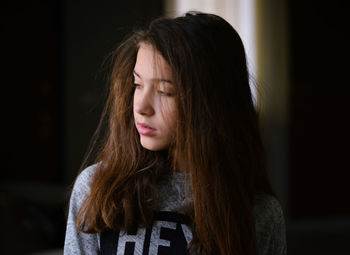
[134,83,142,89]
[134,83,173,97]
[158,90,173,96]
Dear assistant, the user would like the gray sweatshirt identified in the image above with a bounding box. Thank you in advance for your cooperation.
[64,164,287,255]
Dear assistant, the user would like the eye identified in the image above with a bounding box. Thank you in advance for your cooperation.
[134,83,142,89]
[158,90,173,97]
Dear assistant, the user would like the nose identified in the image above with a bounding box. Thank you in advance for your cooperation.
[134,89,155,116]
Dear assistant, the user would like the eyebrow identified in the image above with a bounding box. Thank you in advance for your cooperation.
[133,70,172,84]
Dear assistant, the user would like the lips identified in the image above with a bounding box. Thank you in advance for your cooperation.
[136,122,157,136]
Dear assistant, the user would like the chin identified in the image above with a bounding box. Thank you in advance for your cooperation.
[140,137,169,151]
[140,143,166,151]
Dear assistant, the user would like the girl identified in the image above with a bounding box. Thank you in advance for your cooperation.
[64,12,287,255]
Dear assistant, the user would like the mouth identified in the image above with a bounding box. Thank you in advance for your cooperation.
[136,122,157,136]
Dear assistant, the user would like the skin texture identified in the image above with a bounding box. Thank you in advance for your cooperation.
[133,43,177,151]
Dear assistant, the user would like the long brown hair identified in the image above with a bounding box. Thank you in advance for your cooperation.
[75,12,273,255]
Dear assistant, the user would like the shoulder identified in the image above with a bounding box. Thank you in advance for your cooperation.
[67,163,100,219]
[254,194,284,226]
[253,194,287,255]
[73,164,99,195]
[64,164,101,254]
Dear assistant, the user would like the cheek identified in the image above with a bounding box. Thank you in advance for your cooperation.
[162,102,177,131]
[132,92,139,114]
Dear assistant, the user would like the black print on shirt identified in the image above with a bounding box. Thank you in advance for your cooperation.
[100,211,193,255]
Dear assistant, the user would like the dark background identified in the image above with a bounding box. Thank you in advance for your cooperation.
[1,0,349,254]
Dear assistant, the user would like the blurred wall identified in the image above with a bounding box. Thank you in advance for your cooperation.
[286,1,350,254]
[1,1,163,254]
[257,0,349,254]
[61,0,163,185]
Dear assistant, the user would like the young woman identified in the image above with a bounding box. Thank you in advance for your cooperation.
[64,12,287,255]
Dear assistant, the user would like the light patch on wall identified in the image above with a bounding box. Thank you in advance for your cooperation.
[165,0,258,105]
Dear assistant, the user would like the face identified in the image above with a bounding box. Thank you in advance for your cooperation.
[133,43,177,151]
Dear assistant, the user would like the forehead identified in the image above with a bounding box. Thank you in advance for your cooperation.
[134,43,172,81]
